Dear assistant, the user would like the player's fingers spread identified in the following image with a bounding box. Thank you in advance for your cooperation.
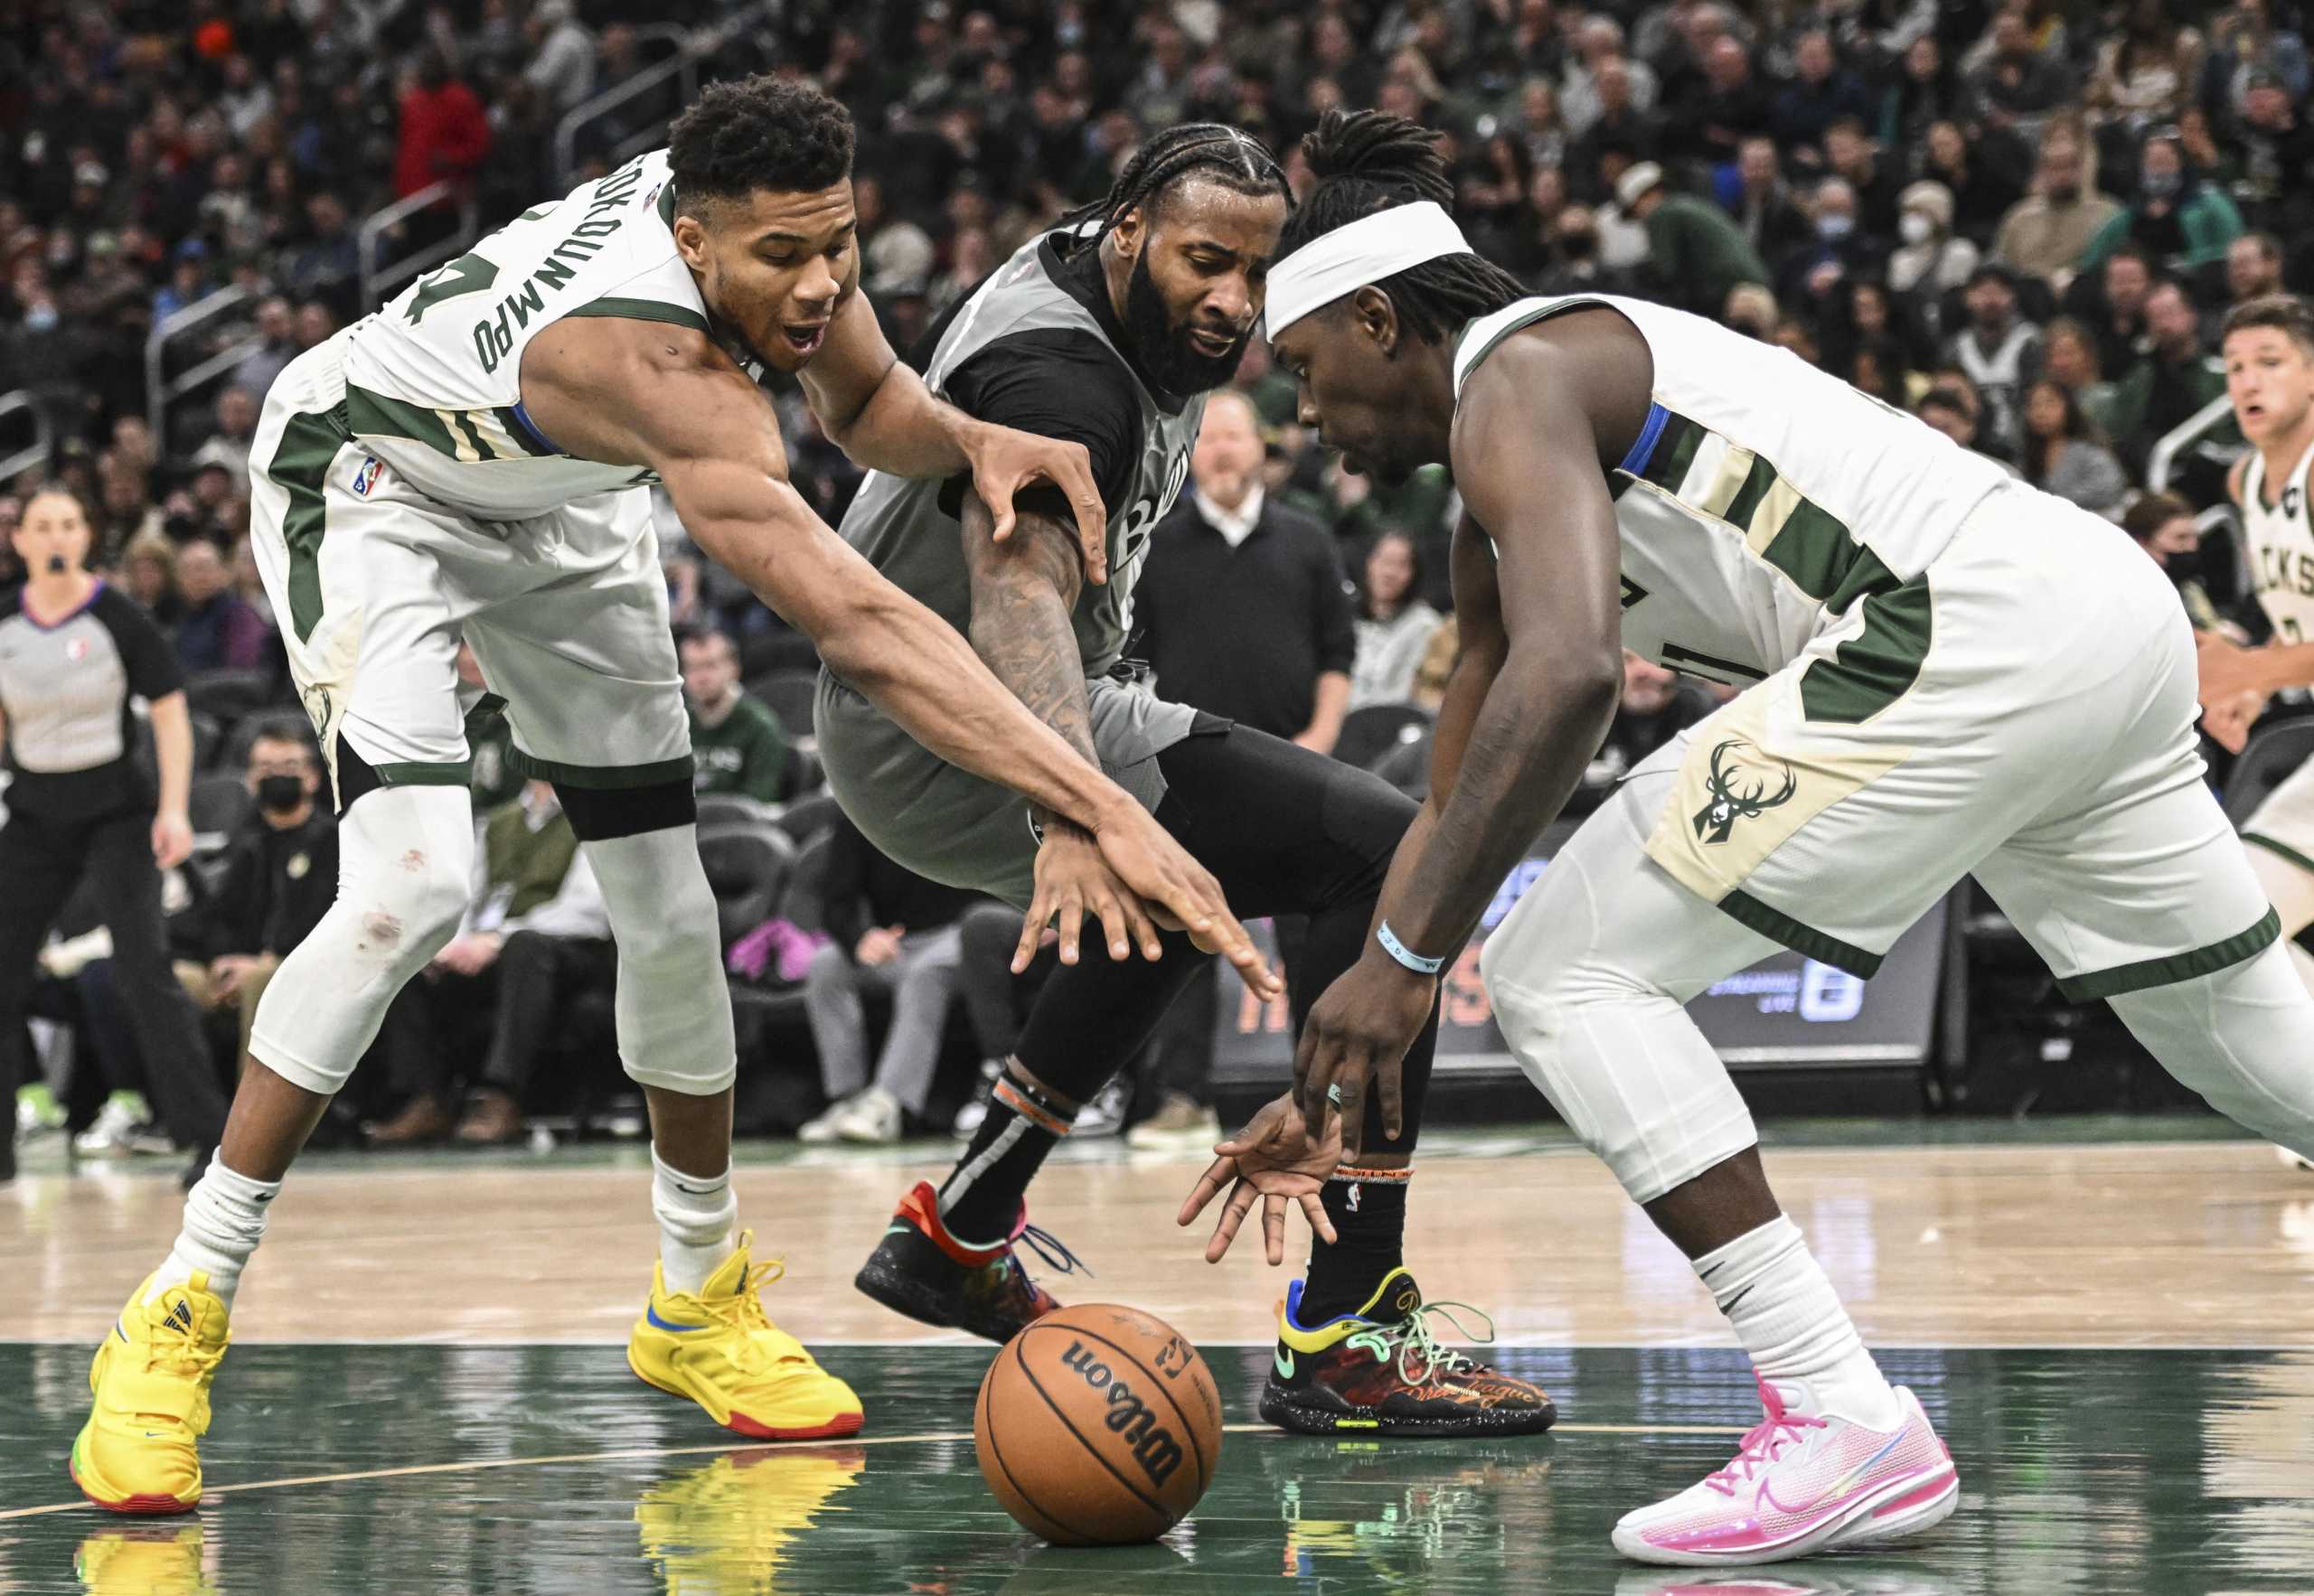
[1262,1195,1288,1267]
[1179,1158,1230,1225]
[1208,1181,1257,1262]
[1300,1189,1338,1245]
[1058,892,1085,966]
[1119,892,1163,962]
[1088,887,1131,962]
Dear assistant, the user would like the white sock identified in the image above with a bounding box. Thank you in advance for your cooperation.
[652,1151,738,1296]
[1694,1215,1901,1429]
[148,1161,282,1312]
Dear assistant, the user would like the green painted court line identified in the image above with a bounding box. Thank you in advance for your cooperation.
[0,1422,1742,1521]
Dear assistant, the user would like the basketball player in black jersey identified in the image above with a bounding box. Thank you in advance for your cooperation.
[823,125,1555,1437]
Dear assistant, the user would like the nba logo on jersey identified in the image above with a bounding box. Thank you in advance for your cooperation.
[351,456,383,496]
[64,635,88,662]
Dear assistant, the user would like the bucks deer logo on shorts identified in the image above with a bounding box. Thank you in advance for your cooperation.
[1693,737,1799,845]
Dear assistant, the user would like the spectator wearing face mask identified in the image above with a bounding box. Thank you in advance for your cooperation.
[2082,134,2245,274]
[179,719,337,1076]
[2121,490,2229,634]
[1886,180,1980,303]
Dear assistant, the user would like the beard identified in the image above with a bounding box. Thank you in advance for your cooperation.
[1123,251,1246,397]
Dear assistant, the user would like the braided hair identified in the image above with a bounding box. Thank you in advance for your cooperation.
[1280,109,1526,343]
[1055,122,1292,249]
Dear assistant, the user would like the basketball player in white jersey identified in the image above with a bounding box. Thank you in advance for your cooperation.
[2194,294,2314,1172]
[68,77,1275,1516]
[1185,111,2314,1568]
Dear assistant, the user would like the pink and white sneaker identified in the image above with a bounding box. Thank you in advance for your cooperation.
[1613,1375,1958,1567]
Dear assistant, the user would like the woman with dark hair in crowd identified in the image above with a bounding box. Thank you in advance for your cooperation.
[2040,315,2136,442]
[0,489,227,1185]
[2021,378,2131,517]
[1348,530,1445,711]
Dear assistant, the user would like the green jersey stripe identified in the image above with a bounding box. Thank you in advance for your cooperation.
[265,405,353,643]
[1799,578,1934,724]
[345,384,458,455]
[491,406,557,457]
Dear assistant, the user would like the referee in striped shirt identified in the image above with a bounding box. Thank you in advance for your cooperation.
[2,489,228,1182]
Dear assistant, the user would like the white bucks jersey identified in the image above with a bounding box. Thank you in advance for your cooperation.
[1453,296,2013,686]
[335,149,722,520]
[2243,438,2314,643]
[839,230,1202,676]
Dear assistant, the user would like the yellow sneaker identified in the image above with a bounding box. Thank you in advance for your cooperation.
[635,1444,867,1594]
[71,1272,230,1515]
[73,1523,214,1594]
[627,1231,865,1440]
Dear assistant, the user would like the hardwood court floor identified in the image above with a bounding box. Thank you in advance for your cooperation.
[5,1118,2314,1594]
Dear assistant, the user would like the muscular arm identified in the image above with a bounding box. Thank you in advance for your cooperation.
[797,293,1108,571]
[517,316,1125,834]
[1370,344,1626,960]
[797,292,983,478]
[1364,516,1512,940]
[958,493,1097,780]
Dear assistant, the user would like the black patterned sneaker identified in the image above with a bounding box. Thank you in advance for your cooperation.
[1260,1267,1557,1437]
[853,1180,1086,1344]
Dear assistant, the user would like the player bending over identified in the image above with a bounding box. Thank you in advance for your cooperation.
[1193,110,2314,1568]
[69,77,1273,1516]
[818,123,1554,1437]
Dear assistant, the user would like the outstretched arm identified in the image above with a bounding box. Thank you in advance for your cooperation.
[959,493,1171,967]
[797,292,1110,578]
[1292,341,1626,1145]
[518,318,1259,983]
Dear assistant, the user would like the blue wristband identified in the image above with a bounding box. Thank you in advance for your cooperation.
[1376,921,1444,976]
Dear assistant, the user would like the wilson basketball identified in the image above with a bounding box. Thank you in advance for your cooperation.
[974,1304,1223,1545]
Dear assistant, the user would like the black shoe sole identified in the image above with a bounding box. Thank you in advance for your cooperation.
[1258,1378,1557,1438]
[852,1230,1029,1347]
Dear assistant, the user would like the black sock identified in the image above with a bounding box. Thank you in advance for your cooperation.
[935,1065,1072,1245]
[1297,1168,1410,1325]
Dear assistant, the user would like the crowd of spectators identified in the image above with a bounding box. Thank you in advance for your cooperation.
[9,0,2314,1162]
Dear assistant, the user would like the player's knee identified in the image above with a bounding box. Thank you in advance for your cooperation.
[630,851,724,977]
[364,849,470,969]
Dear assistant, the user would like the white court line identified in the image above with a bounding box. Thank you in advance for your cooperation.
[0,1421,1743,1523]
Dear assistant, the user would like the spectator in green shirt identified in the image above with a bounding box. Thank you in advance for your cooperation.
[1619,161,1771,320]
[680,629,789,803]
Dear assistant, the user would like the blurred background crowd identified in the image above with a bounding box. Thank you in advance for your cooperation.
[5,0,2308,1172]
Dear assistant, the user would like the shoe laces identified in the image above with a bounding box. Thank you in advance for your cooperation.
[1015,1224,1090,1281]
[1348,1300,1495,1386]
[699,1259,795,1370]
[1706,1406,1828,1496]
[140,1305,225,1390]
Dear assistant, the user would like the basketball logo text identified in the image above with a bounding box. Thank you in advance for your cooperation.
[1058,1340,1186,1488]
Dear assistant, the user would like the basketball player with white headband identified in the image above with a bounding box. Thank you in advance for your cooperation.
[1183,109,2314,1568]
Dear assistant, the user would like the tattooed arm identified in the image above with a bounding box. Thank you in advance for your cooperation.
[958,491,1099,783]
[959,489,1182,968]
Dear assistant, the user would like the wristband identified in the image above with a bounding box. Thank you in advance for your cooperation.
[1376,921,1444,975]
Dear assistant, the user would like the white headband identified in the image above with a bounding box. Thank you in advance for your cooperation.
[1263,201,1472,337]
